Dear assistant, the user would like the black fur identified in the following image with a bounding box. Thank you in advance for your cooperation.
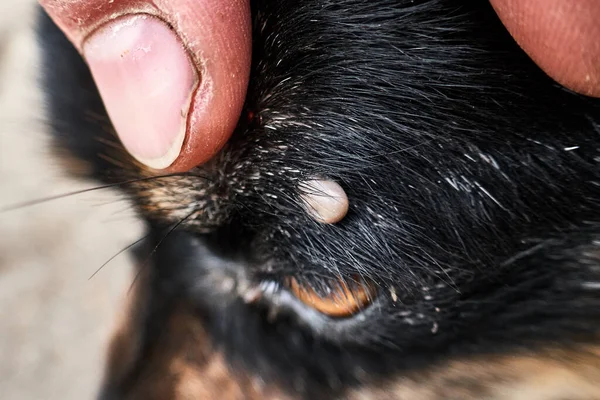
[39,0,600,398]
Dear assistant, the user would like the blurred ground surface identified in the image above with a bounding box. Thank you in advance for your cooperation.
[0,2,142,399]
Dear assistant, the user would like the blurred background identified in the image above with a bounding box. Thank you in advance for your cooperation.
[0,1,143,398]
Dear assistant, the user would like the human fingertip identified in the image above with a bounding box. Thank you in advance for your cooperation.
[83,14,198,170]
[490,0,600,98]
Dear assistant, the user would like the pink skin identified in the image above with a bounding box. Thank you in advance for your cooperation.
[39,0,252,172]
[491,0,600,98]
[83,15,197,169]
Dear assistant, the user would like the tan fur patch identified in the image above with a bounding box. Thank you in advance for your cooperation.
[119,306,290,400]
[350,348,600,400]
[102,262,290,400]
[103,259,600,400]
[101,264,150,396]
[51,146,94,177]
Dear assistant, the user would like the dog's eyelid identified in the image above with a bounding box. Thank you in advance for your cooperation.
[285,276,377,318]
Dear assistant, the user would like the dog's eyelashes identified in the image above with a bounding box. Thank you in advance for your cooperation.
[127,209,196,293]
[88,232,152,280]
[0,174,189,213]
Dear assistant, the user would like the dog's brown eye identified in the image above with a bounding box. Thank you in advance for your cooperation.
[287,277,377,317]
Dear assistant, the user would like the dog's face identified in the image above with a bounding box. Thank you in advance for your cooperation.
[38,0,600,399]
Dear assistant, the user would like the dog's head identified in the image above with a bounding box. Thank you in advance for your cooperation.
[39,0,600,398]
